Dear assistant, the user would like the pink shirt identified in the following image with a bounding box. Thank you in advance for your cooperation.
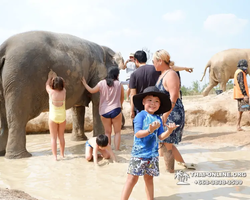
[98,80,122,115]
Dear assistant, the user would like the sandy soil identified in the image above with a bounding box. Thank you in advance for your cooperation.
[2,124,249,200]
[0,188,38,200]
[1,92,250,199]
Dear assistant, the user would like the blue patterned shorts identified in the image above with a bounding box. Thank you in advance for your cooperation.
[127,157,159,176]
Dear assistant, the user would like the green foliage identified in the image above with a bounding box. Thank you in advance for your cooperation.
[226,80,234,90]
[181,85,192,96]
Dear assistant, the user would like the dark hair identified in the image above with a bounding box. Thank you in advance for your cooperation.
[105,67,119,87]
[52,76,65,91]
[134,50,147,63]
[96,134,109,147]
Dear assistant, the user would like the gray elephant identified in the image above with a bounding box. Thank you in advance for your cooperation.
[200,49,250,96]
[0,31,124,159]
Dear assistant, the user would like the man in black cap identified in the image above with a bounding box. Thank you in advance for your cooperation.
[233,59,250,131]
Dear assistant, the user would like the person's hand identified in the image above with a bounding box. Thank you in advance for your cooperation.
[244,95,249,103]
[165,122,180,132]
[81,77,87,85]
[148,121,161,133]
[48,70,57,79]
[185,68,193,73]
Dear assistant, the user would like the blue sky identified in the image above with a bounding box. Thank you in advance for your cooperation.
[0,0,250,88]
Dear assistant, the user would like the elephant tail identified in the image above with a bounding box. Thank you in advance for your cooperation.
[200,60,211,81]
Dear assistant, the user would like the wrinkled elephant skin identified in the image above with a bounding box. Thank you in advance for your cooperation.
[200,49,250,96]
[0,31,124,159]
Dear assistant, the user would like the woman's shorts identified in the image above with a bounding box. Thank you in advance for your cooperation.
[127,157,159,176]
[102,107,121,119]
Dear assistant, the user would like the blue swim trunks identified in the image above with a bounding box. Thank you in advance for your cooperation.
[85,141,93,148]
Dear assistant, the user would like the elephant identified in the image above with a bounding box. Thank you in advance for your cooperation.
[0,31,124,159]
[200,49,250,96]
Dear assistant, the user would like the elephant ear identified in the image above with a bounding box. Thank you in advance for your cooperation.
[101,46,124,70]
[113,52,124,69]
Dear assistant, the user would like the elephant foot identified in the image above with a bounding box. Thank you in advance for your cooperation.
[0,150,6,156]
[71,134,88,141]
[5,150,32,159]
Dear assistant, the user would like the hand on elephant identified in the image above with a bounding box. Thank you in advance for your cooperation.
[185,68,193,73]
[81,77,87,86]
[48,70,57,79]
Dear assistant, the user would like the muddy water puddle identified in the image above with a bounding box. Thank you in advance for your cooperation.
[0,128,249,200]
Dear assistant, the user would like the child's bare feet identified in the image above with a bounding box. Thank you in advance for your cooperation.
[237,127,244,131]
[60,155,65,160]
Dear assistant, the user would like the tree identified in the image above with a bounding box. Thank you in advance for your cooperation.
[191,80,200,94]
[226,80,234,90]
[181,85,192,96]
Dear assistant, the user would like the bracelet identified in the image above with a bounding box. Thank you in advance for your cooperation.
[171,101,176,105]
[147,128,152,134]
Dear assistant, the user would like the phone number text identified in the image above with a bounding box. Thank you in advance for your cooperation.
[194,179,243,185]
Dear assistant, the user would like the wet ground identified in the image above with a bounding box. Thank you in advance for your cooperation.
[0,125,250,200]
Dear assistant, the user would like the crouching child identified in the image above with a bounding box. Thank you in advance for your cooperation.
[85,134,116,166]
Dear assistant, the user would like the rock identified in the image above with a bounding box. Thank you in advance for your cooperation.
[183,89,250,127]
[26,90,245,133]
[26,104,93,133]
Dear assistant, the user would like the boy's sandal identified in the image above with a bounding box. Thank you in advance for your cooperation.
[178,162,196,170]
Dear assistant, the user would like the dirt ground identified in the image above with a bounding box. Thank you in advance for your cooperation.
[1,92,250,199]
[0,188,38,200]
[1,125,249,200]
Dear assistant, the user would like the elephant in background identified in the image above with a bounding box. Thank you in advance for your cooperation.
[200,49,250,96]
[0,31,124,159]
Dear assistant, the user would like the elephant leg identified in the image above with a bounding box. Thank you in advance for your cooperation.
[0,99,8,156]
[91,95,104,137]
[5,105,31,159]
[202,80,218,96]
[71,106,88,141]
[220,82,227,91]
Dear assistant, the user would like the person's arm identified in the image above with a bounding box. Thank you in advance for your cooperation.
[237,72,249,102]
[121,59,130,70]
[123,59,134,70]
[120,85,124,106]
[162,71,180,124]
[135,121,161,138]
[93,146,99,166]
[130,89,136,118]
[106,144,116,162]
[81,77,100,94]
[171,65,193,73]
[237,72,247,96]
[158,123,179,140]
[129,73,137,118]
